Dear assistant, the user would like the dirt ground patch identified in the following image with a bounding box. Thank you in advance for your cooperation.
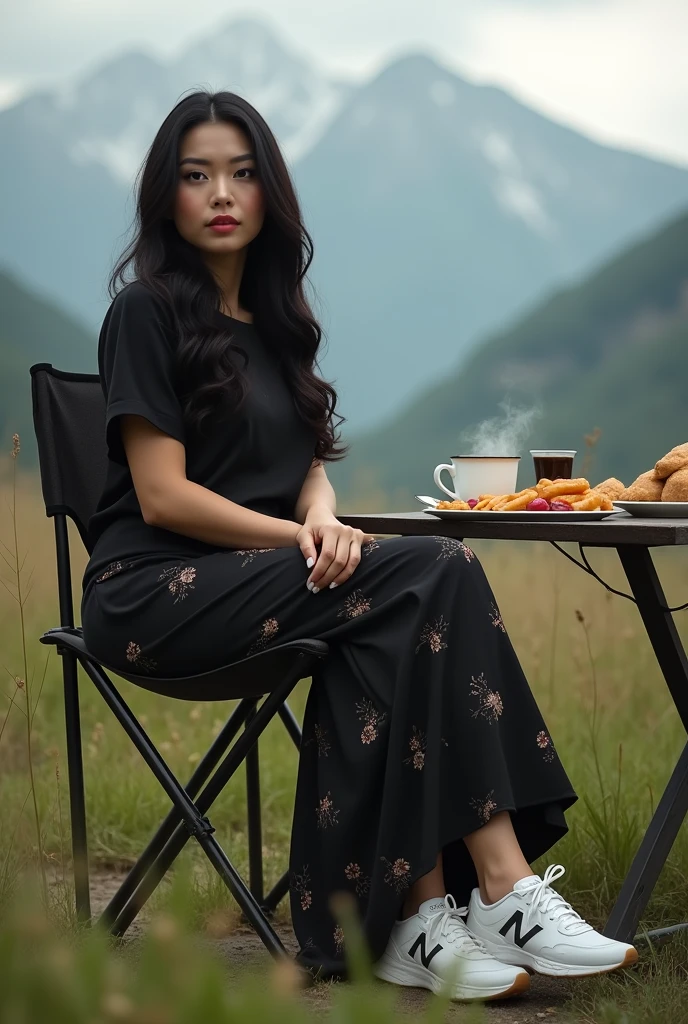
[87,871,575,1023]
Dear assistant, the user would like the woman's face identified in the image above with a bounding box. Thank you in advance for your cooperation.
[174,120,266,255]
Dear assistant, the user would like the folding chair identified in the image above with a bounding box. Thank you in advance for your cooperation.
[29,362,329,955]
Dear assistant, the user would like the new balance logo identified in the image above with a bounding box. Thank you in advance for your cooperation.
[498,911,543,948]
[409,932,443,968]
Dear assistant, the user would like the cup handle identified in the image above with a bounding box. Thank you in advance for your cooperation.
[433,463,457,499]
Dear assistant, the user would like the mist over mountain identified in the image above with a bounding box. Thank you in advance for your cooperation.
[0,16,353,325]
[2,16,688,438]
[297,52,688,430]
[327,206,688,509]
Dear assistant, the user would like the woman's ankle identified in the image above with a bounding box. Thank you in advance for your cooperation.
[402,888,445,919]
[479,864,532,905]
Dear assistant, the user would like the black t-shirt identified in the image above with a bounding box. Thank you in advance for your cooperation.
[82,280,318,590]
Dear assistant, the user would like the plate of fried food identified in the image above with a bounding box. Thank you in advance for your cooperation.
[605,442,688,518]
[422,476,622,521]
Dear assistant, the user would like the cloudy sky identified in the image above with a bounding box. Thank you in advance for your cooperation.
[4,0,688,166]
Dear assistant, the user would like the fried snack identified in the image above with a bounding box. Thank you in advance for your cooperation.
[492,492,522,510]
[571,490,604,511]
[540,478,589,501]
[655,443,688,480]
[485,494,511,510]
[661,465,688,502]
[535,478,554,496]
[552,492,589,504]
[436,499,471,510]
[600,496,614,511]
[595,477,626,501]
[619,470,664,501]
[501,489,538,511]
[474,497,494,510]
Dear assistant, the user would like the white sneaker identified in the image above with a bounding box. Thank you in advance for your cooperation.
[466,864,639,978]
[373,894,530,1001]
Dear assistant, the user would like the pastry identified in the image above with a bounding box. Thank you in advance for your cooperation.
[655,443,688,480]
[594,477,626,501]
[661,465,688,502]
[618,470,664,502]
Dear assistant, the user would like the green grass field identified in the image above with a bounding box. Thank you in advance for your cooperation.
[2,461,688,1022]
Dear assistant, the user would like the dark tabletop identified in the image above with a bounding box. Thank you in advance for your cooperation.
[336,511,688,546]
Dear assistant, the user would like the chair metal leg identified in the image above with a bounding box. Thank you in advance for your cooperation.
[278,701,302,748]
[258,702,303,914]
[102,670,305,944]
[262,870,290,914]
[102,696,303,930]
[100,697,256,929]
[245,715,263,903]
[196,826,285,957]
[52,515,91,923]
[602,546,688,942]
[61,649,91,923]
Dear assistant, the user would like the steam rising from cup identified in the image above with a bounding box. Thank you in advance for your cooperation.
[459,401,542,457]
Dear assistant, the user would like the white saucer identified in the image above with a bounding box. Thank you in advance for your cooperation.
[612,501,688,519]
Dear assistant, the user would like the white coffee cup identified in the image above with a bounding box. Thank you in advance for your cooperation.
[433,456,521,502]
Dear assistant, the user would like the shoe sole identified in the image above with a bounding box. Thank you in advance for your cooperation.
[373,953,530,1001]
[476,939,639,978]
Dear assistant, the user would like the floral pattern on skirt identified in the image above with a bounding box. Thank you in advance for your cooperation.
[81,534,577,981]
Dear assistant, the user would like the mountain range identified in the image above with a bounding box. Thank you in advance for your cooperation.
[4,205,687,505]
[0,17,352,330]
[2,16,688,435]
[327,206,688,510]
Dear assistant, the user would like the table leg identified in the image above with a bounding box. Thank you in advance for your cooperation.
[602,546,688,942]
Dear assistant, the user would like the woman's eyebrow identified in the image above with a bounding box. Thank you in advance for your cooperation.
[179,153,255,167]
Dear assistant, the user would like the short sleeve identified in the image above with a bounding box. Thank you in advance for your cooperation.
[99,282,186,465]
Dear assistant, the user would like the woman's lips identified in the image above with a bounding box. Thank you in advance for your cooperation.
[208,223,238,233]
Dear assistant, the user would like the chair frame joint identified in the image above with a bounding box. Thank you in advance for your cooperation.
[185,814,216,839]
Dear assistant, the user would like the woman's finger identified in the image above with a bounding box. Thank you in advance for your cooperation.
[300,527,319,568]
[314,533,354,590]
[326,538,362,589]
[308,529,351,590]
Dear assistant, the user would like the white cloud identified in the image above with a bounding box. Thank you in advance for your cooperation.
[461,0,688,166]
[1,0,687,165]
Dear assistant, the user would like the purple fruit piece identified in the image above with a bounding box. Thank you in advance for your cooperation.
[526,498,551,512]
[549,499,574,511]
[467,498,479,508]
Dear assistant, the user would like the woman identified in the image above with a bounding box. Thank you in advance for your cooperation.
[81,90,638,1001]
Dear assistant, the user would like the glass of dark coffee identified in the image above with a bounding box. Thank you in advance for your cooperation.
[530,449,577,481]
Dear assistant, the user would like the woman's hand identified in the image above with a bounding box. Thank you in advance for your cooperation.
[296,507,376,592]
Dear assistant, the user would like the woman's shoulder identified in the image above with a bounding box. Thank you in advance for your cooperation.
[99,280,178,362]
[107,279,174,321]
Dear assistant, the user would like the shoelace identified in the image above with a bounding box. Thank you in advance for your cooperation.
[523,864,592,936]
[425,895,492,956]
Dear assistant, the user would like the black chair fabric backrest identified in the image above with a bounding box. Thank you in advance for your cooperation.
[30,363,107,554]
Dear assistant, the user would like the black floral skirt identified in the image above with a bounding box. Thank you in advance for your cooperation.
[81,535,577,977]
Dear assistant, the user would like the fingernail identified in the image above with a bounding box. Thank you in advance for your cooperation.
[306,582,314,591]
[312,586,320,594]
[329,582,338,589]
[306,557,314,568]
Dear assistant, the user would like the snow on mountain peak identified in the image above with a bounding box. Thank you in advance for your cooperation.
[478,129,556,237]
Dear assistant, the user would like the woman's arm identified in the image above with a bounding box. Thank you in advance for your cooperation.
[294,460,337,524]
[121,415,301,548]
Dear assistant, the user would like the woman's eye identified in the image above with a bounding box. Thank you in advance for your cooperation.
[184,168,256,182]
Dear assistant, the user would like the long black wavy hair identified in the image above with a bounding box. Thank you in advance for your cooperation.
[108,89,348,463]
